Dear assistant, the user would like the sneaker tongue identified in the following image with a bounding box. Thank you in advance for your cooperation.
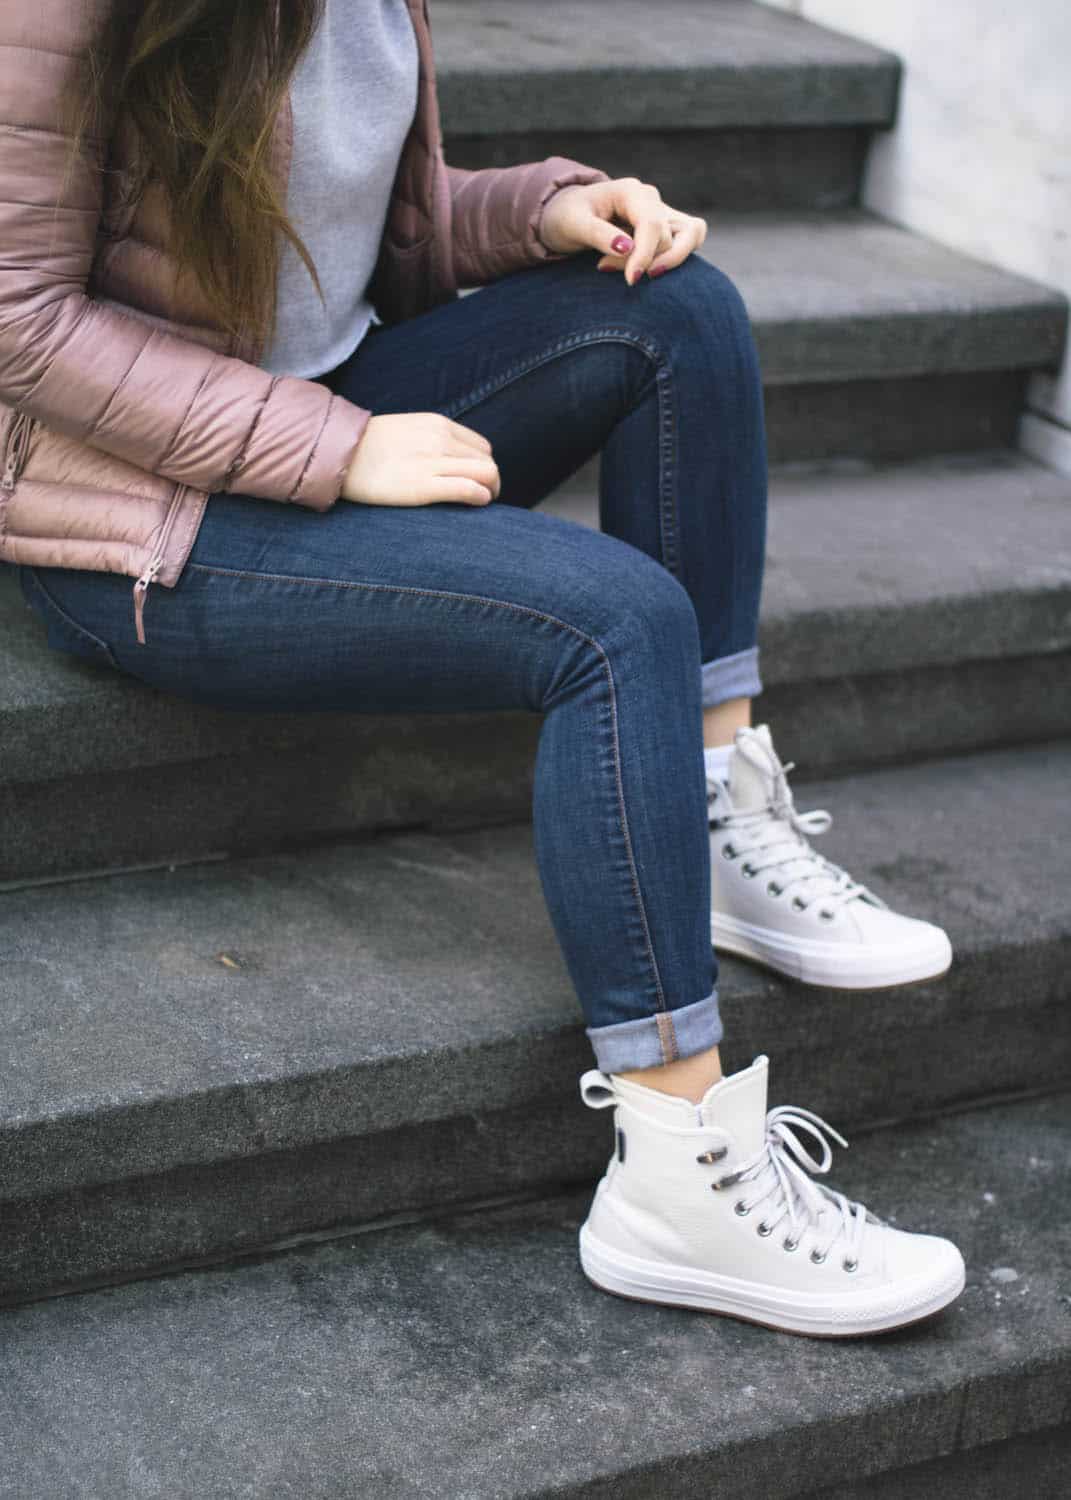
[728,724,777,813]
[698,1055,769,1158]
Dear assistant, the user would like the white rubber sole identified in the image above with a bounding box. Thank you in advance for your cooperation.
[579,1222,965,1338]
[710,911,953,990]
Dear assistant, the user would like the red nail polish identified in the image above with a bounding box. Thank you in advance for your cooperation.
[611,234,634,255]
[648,266,665,278]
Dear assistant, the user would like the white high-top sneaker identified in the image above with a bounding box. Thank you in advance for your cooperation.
[577,1056,965,1337]
[708,725,953,989]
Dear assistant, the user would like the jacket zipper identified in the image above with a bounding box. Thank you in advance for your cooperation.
[1,410,36,496]
[132,484,188,646]
[1,409,187,649]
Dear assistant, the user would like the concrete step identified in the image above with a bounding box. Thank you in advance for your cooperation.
[2,740,1068,1303]
[700,208,1065,463]
[1,1089,1069,1497]
[704,209,1064,386]
[438,0,899,208]
[3,449,1069,883]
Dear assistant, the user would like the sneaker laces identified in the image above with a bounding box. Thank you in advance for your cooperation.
[715,1105,876,1265]
[707,733,887,915]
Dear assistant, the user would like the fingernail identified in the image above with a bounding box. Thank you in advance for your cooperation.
[611,234,634,255]
[648,266,665,278]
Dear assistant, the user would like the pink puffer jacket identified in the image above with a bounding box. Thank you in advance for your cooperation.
[0,0,608,641]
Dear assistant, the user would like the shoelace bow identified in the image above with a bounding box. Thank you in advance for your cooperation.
[708,733,887,915]
[717,1105,873,1265]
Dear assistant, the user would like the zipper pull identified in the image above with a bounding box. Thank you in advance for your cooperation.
[132,554,163,646]
[1,410,33,494]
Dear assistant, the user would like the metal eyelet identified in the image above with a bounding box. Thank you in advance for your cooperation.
[766,882,782,897]
[756,1221,773,1238]
[791,897,807,912]
[734,1200,750,1217]
[820,909,836,922]
[721,844,736,860]
[842,1256,859,1273]
[695,1147,728,1164]
[782,1236,799,1253]
[741,863,756,879]
[810,1248,827,1264]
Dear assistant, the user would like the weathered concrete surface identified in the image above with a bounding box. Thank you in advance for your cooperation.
[445,125,870,214]
[1,741,1068,1300]
[701,210,1067,383]
[433,0,900,134]
[812,1423,1071,1499]
[0,1092,1069,1498]
[762,368,1028,463]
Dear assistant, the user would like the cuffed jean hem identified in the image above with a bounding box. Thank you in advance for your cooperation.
[700,645,762,709]
[584,990,723,1073]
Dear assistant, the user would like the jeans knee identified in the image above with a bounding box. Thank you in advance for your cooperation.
[674,253,750,316]
[645,254,757,359]
[530,525,701,708]
[601,550,701,674]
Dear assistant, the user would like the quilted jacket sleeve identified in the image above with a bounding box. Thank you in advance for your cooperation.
[0,3,369,511]
[446,157,611,289]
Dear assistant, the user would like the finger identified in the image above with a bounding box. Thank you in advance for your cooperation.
[596,218,670,271]
[436,454,501,498]
[571,214,634,264]
[583,177,665,262]
[425,476,494,505]
[603,180,671,282]
[443,434,497,462]
[624,216,672,284]
[596,224,670,277]
[446,418,493,454]
[647,220,705,278]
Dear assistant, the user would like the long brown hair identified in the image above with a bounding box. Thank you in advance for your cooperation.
[60,0,326,346]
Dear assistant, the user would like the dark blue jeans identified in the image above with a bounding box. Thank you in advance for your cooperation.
[20,248,768,1072]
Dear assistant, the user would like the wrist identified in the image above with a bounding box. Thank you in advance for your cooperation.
[535,183,584,255]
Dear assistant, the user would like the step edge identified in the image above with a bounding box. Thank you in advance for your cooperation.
[2,921,1068,1206]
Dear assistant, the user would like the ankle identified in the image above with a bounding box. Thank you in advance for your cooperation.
[702,697,751,750]
[616,1045,723,1105]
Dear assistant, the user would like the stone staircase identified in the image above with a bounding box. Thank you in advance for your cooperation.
[1,3,1069,1495]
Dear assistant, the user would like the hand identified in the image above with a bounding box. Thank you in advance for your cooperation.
[539,178,708,285]
[341,412,501,506]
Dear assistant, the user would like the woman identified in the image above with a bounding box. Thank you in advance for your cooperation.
[0,0,964,1337]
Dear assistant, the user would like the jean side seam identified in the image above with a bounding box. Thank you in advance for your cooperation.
[655,1009,680,1063]
[186,560,670,1021]
[441,322,684,589]
[586,991,721,1072]
[654,359,682,580]
[598,611,669,1020]
[440,323,665,421]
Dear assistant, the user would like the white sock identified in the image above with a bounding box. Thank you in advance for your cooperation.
[703,742,734,784]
